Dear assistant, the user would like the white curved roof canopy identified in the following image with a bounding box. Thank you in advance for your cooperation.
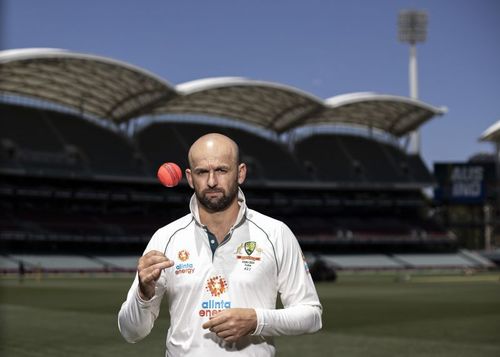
[0,48,177,123]
[0,48,446,136]
[480,120,500,143]
[152,77,325,132]
[307,92,447,137]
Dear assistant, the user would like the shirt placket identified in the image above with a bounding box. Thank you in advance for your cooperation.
[205,227,233,260]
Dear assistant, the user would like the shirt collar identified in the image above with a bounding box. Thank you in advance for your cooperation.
[189,187,247,229]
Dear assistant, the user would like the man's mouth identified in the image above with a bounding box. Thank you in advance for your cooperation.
[205,190,223,197]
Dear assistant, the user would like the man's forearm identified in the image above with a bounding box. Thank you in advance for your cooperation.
[252,304,322,336]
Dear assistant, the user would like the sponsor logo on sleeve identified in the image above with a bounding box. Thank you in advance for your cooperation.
[199,276,231,318]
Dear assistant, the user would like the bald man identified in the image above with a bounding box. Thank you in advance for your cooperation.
[118,133,322,357]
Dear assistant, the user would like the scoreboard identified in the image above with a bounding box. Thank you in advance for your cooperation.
[434,162,497,204]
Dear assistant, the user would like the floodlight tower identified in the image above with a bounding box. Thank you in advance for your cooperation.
[398,10,427,154]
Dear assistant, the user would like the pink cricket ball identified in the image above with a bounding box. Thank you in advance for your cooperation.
[157,162,182,187]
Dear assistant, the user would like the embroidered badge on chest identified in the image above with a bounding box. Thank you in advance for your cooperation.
[235,241,263,271]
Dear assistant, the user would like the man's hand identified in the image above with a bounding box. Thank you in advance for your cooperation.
[202,308,257,343]
[137,250,174,300]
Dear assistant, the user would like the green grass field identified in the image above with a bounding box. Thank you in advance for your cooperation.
[1,272,500,357]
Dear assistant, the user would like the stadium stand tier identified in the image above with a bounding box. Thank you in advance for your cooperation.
[304,250,494,271]
[1,250,493,274]
[1,104,148,177]
[0,101,464,271]
[136,121,309,182]
[4,48,492,274]
[294,133,434,185]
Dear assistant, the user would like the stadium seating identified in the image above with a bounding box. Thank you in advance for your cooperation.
[0,104,80,174]
[135,121,309,182]
[0,255,20,273]
[1,102,461,268]
[94,256,139,271]
[47,110,148,177]
[0,104,65,152]
[294,134,358,182]
[303,252,494,271]
[1,103,148,177]
[133,121,189,176]
[9,254,104,272]
[406,154,435,182]
[3,251,491,274]
[393,253,480,268]
[220,126,309,182]
[1,103,436,185]
[294,133,434,184]
[320,254,403,269]
[336,135,404,182]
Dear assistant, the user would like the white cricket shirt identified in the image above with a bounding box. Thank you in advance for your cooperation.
[118,189,322,356]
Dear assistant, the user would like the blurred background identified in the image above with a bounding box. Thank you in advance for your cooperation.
[1,1,499,357]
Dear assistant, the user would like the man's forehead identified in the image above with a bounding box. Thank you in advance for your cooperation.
[191,155,233,169]
[189,141,237,166]
[191,139,234,154]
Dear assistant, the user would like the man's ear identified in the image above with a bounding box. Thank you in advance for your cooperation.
[185,168,194,189]
[237,163,247,185]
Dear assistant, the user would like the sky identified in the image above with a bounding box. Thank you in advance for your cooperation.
[2,0,500,168]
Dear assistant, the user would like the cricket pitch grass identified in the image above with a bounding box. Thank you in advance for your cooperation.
[1,271,499,357]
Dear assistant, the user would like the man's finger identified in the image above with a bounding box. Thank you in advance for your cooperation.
[143,250,165,257]
[139,258,174,272]
[216,329,233,339]
[140,269,161,283]
[202,319,214,330]
[202,314,226,329]
[139,251,171,267]
[139,266,166,281]
[140,262,173,280]
[151,260,174,270]
[141,255,172,267]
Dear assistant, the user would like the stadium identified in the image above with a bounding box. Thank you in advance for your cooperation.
[0,48,495,271]
[1,48,499,357]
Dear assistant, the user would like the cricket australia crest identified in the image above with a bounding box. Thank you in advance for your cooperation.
[244,241,256,255]
[235,241,263,271]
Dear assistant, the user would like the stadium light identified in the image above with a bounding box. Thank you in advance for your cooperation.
[398,10,427,45]
[398,10,428,154]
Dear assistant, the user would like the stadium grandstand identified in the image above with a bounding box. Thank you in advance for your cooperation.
[1,48,495,274]
[476,120,500,265]
[480,119,500,167]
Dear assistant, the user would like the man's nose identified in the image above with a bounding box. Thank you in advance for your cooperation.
[207,170,217,188]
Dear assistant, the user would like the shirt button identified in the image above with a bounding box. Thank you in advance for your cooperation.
[210,240,215,244]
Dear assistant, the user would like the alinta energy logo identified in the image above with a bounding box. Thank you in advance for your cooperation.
[199,275,231,318]
[206,275,228,297]
[175,249,194,275]
[178,249,189,262]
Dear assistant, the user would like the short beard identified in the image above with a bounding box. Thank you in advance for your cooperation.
[195,181,239,212]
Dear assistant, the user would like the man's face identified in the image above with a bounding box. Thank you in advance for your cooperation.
[186,135,246,213]
[192,163,240,212]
